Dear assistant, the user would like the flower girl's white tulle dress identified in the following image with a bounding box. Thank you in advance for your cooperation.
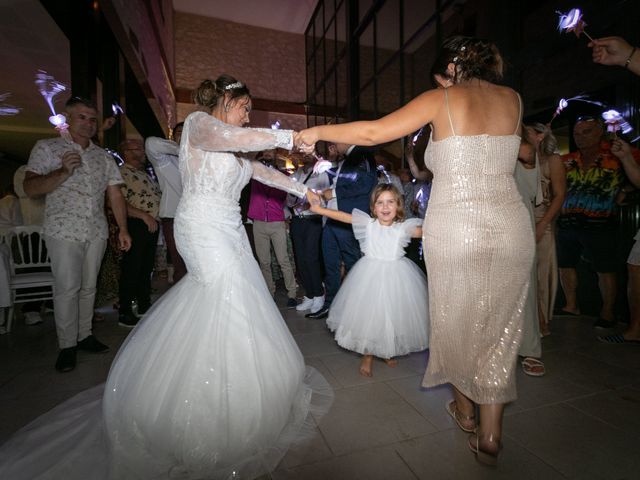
[0,112,333,480]
[327,210,429,359]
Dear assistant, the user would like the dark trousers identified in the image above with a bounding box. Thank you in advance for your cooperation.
[290,216,324,298]
[161,218,187,282]
[322,220,362,306]
[119,218,159,314]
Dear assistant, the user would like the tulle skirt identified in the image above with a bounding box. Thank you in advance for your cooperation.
[0,246,332,479]
[327,256,429,359]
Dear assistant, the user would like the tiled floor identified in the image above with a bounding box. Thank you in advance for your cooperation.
[1,286,639,479]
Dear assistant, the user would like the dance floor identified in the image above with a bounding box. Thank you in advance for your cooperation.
[1,279,639,479]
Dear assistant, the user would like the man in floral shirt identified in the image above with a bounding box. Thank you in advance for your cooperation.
[25,96,131,372]
[118,139,161,327]
[556,116,640,328]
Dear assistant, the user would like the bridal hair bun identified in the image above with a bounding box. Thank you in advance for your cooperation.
[431,36,504,85]
[192,75,251,112]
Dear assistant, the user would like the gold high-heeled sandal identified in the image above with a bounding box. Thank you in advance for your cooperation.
[468,433,501,466]
[445,400,476,433]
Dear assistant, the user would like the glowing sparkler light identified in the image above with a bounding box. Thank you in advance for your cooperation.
[271,120,281,129]
[557,8,593,41]
[312,154,333,174]
[376,164,391,184]
[105,148,124,166]
[35,70,68,130]
[0,93,20,116]
[111,102,124,116]
[412,127,424,145]
[602,109,633,134]
[548,95,606,124]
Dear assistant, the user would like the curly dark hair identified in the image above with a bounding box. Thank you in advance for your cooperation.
[192,74,251,112]
[431,36,504,85]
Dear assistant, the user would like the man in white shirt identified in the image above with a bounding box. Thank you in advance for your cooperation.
[145,122,187,283]
[24,96,131,372]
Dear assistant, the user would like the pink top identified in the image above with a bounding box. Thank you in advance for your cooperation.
[247,179,287,222]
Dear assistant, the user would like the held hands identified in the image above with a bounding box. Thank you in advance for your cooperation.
[293,128,319,154]
[589,36,633,66]
[305,189,323,213]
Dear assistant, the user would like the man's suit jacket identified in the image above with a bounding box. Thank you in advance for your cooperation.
[334,146,377,214]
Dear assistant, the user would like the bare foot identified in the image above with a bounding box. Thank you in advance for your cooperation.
[384,358,398,368]
[359,355,373,377]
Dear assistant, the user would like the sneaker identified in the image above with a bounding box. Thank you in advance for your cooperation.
[593,318,617,329]
[24,311,43,325]
[55,347,77,372]
[77,335,110,353]
[309,295,325,314]
[296,296,314,311]
[118,313,139,329]
[286,298,298,309]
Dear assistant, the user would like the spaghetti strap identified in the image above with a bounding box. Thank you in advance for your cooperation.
[514,92,522,135]
[444,88,456,136]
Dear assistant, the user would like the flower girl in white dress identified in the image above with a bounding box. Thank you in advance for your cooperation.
[310,184,429,376]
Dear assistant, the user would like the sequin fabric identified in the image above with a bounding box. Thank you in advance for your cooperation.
[421,94,534,404]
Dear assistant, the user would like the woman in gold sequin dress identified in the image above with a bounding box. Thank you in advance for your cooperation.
[297,36,534,464]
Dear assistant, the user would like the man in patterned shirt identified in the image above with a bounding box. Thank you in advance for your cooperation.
[24,96,131,372]
[556,116,640,328]
[118,139,162,328]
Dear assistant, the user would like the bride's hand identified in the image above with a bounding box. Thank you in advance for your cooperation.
[306,189,322,207]
[294,128,319,153]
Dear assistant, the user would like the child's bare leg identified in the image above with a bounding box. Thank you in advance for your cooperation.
[384,358,398,368]
[359,355,373,377]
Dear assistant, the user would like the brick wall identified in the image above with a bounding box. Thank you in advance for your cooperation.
[175,12,306,104]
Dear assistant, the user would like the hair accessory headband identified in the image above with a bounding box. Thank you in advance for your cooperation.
[225,81,243,90]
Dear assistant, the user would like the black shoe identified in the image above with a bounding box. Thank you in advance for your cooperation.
[286,298,298,309]
[118,313,139,329]
[77,335,110,353]
[135,302,150,318]
[55,347,77,372]
[306,306,329,319]
[593,318,617,329]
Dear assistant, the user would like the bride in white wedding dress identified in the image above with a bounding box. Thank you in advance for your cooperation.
[0,75,333,480]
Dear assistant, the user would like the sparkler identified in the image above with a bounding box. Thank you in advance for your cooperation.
[412,128,424,145]
[270,120,281,129]
[602,109,633,135]
[548,95,606,124]
[376,164,391,184]
[312,153,333,174]
[35,70,68,130]
[111,102,124,116]
[0,93,20,116]
[557,8,593,41]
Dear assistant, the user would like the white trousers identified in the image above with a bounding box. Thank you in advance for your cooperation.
[45,236,107,348]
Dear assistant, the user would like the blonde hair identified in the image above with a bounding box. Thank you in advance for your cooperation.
[370,184,405,222]
[528,122,558,156]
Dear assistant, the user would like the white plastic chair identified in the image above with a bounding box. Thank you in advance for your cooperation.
[1,226,54,333]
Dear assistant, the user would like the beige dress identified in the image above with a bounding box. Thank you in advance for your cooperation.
[421,90,535,404]
[534,155,558,330]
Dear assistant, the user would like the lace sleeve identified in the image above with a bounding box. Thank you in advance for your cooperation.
[251,161,308,198]
[187,111,293,153]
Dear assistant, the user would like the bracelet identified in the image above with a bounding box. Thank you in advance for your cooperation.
[624,47,636,69]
